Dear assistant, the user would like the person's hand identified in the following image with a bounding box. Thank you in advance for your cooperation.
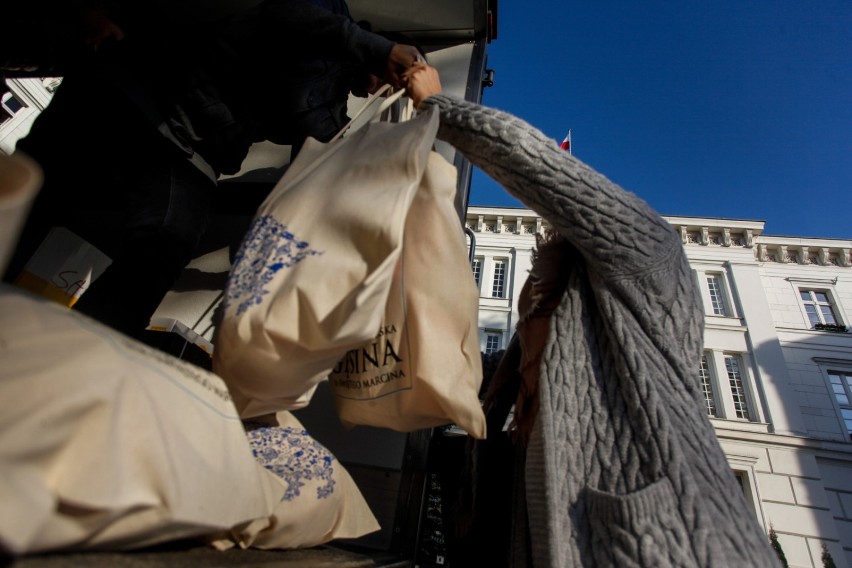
[401,63,442,108]
[385,44,421,87]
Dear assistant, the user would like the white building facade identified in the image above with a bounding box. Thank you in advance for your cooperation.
[0,76,60,155]
[467,205,852,567]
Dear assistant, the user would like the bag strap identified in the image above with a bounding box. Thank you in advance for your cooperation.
[263,85,415,205]
[378,89,415,123]
[332,51,425,139]
[330,84,410,143]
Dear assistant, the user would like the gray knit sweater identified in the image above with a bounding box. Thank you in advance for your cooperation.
[420,95,780,568]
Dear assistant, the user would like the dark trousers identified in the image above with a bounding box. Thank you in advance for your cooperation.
[5,66,217,339]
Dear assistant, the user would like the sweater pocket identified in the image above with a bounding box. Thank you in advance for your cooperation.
[585,477,697,567]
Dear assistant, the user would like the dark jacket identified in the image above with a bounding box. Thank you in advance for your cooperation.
[168,0,396,174]
[1,0,395,176]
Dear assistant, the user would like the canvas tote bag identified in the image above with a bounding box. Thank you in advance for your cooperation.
[0,152,42,273]
[213,88,439,419]
[0,286,281,554]
[328,147,486,438]
[1,154,276,554]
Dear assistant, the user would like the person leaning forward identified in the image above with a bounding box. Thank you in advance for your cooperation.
[402,63,781,568]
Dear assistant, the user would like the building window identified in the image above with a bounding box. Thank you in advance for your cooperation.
[734,471,745,492]
[699,355,718,417]
[485,333,501,354]
[827,372,852,441]
[1,91,26,116]
[732,470,757,514]
[725,355,751,420]
[800,289,839,328]
[472,257,482,288]
[492,260,506,298]
[706,274,729,316]
[699,351,759,423]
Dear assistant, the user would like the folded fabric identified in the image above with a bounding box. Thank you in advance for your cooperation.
[0,287,377,554]
[215,412,379,550]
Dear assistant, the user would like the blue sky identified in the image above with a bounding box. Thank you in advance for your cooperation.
[469,1,852,239]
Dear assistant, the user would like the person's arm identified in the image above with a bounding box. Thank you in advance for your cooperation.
[260,0,419,86]
[405,73,682,278]
[405,63,703,379]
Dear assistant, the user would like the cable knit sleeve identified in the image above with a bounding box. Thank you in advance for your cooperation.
[419,94,684,279]
[420,95,705,374]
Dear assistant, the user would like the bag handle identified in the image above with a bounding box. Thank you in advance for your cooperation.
[262,86,414,203]
[263,84,415,205]
[330,84,410,143]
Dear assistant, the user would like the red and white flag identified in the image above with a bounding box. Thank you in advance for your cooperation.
[560,129,572,154]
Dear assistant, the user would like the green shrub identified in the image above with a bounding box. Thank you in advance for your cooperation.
[769,527,789,568]
[821,542,837,568]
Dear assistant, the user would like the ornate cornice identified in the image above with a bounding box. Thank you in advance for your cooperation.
[466,207,852,267]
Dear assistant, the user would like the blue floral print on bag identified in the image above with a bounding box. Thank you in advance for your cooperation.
[224,215,323,315]
[247,426,336,501]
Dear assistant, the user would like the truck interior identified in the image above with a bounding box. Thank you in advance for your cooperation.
[8,1,498,567]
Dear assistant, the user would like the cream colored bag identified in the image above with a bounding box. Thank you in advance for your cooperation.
[0,155,278,554]
[0,286,279,554]
[215,412,379,550]
[329,151,485,438]
[0,152,41,273]
[0,153,380,555]
[0,288,380,554]
[213,89,439,418]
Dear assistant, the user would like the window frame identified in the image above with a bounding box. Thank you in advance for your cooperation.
[698,354,719,417]
[693,267,737,319]
[701,351,763,423]
[809,358,852,442]
[706,273,730,316]
[471,257,482,290]
[725,457,768,531]
[826,370,852,441]
[787,278,847,332]
[724,354,751,420]
[484,331,501,355]
[1,91,26,116]
[491,259,507,298]
[798,288,842,329]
